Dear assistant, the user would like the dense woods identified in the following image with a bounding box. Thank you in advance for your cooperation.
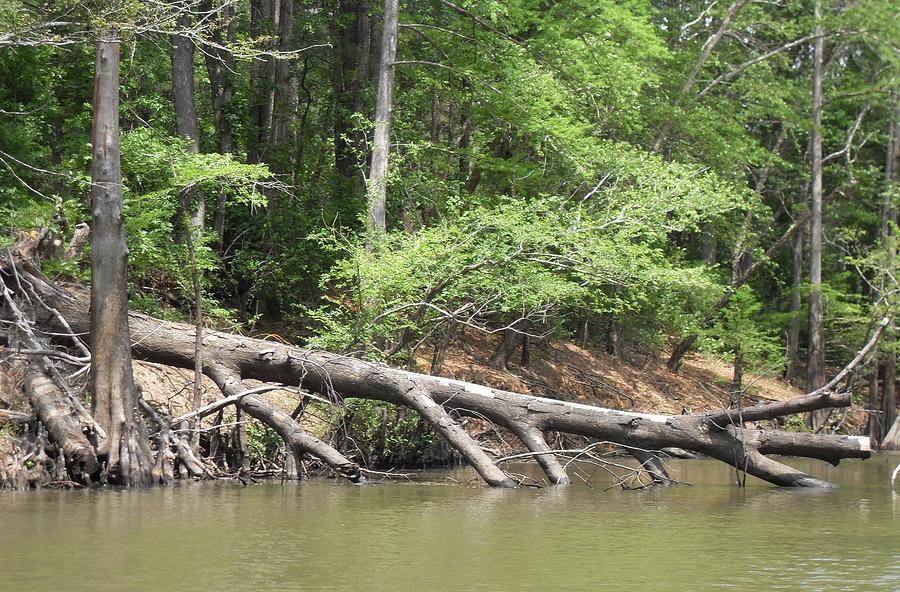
[0,0,897,489]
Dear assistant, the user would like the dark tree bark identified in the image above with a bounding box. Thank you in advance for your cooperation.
[202,0,236,156]
[806,0,827,428]
[784,225,804,384]
[248,0,277,165]
[89,40,153,486]
[867,366,881,444]
[366,0,398,233]
[332,0,371,202]
[201,0,237,243]
[489,318,530,370]
[268,0,298,176]
[700,223,717,265]
[606,316,620,357]
[171,10,204,230]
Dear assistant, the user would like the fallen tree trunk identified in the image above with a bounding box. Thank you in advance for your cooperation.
[21,359,99,483]
[47,288,869,488]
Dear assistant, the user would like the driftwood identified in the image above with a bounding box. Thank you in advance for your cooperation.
[36,285,872,489]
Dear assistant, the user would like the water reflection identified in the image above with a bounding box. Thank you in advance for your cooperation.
[0,455,898,591]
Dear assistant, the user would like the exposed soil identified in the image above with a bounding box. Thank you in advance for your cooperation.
[129,328,806,422]
[416,329,804,415]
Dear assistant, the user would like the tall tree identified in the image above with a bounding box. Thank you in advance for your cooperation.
[878,97,898,442]
[806,0,827,428]
[171,4,204,230]
[89,38,153,486]
[248,0,277,164]
[201,0,237,242]
[366,0,398,234]
[332,0,371,203]
[268,0,298,176]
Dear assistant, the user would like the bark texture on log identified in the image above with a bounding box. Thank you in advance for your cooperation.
[22,360,98,482]
[49,293,871,489]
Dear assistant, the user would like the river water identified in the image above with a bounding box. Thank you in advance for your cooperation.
[1,455,898,592]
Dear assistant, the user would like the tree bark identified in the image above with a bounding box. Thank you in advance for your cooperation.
[333,0,371,202]
[867,366,881,444]
[366,0,399,233]
[268,0,298,176]
[700,223,717,265]
[878,96,898,442]
[171,11,204,230]
[784,225,804,384]
[489,318,529,370]
[202,0,236,156]
[730,342,743,403]
[89,39,153,486]
[20,355,99,483]
[606,316,620,357]
[201,0,237,244]
[806,0,827,428]
[248,0,277,165]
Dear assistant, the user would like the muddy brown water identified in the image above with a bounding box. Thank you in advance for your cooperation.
[1,455,898,591]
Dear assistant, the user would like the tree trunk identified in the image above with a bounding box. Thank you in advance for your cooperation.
[606,316,620,357]
[730,342,743,404]
[784,225,804,384]
[202,0,236,156]
[878,96,898,442]
[201,0,237,244]
[18,348,99,483]
[700,223,716,265]
[489,318,529,370]
[89,39,153,486]
[867,366,881,445]
[366,0,399,233]
[806,0,827,428]
[575,317,589,349]
[171,12,204,230]
[248,0,277,164]
[268,0,298,176]
[333,0,371,203]
[49,294,873,489]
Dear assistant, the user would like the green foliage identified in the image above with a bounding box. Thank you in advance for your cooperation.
[246,421,283,461]
[699,285,785,372]
[342,399,437,467]
[306,194,728,359]
[2,0,898,411]
[117,128,270,310]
